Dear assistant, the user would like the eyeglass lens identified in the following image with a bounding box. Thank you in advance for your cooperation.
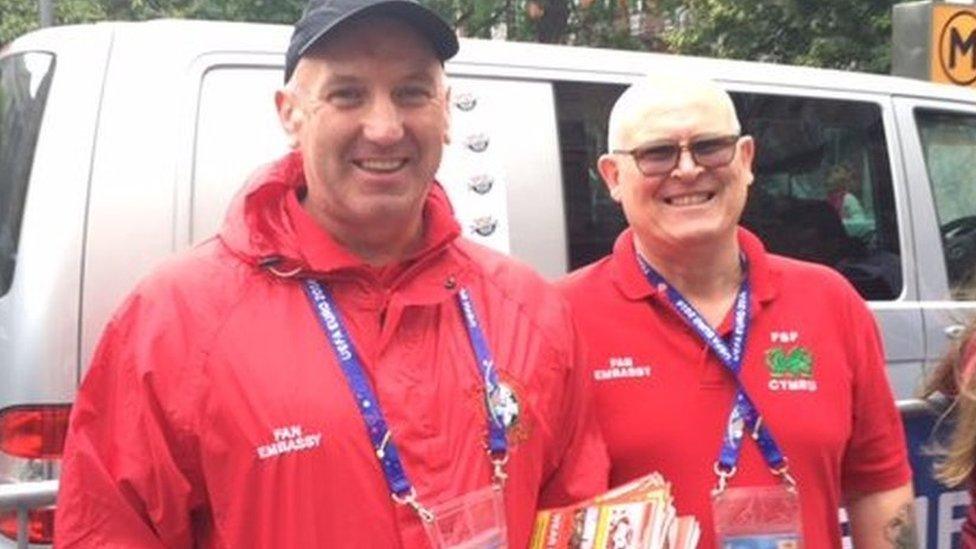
[634,136,738,175]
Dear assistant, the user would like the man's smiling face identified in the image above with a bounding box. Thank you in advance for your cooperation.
[600,83,754,252]
[281,15,450,232]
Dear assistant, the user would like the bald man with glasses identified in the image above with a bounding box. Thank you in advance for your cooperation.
[558,75,916,548]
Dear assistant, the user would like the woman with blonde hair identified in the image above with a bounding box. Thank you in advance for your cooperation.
[926,322,976,543]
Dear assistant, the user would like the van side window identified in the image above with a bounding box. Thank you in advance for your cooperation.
[555,82,628,269]
[0,52,54,297]
[555,83,901,301]
[916,109,976,299]
[736,94,900,301]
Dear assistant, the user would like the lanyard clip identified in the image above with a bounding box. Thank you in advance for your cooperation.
[750,415,763,440]
[376,430,392,459]
[711,462,737,496]
[392,487,435,523]
[489,451,509,489]
[771,462,798,493]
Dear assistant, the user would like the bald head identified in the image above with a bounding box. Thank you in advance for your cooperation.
[607,75,740,152]
[595,72,755,258]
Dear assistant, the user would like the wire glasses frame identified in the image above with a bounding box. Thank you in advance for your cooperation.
[612,134,743,176]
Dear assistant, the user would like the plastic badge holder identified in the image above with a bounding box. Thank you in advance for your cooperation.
[423,485,508,549]
[711,485,803,549]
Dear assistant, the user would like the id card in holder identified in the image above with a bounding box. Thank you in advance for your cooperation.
[423,485,508,549]
[711,485,803,549]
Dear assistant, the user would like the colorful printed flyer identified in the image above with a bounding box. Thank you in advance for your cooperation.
[531,472,700,549]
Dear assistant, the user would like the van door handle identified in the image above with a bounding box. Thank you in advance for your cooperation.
[945,324,966,339]
[898,395,951,416]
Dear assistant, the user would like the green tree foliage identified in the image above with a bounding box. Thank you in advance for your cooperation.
[1,0,43,45]
[0,0,657,49]
[1,0,900,74]
[663,0,900,73]
[421,0,899,72]
[421,0,649,49]
[0,0,305,45]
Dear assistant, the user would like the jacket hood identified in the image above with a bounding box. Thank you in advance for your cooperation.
[217,151,461,274]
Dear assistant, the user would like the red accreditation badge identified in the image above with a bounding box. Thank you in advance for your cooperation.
[423,485,508,548]
[711,484,803,548]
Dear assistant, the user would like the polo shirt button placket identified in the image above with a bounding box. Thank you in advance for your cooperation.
[699,339,727,388]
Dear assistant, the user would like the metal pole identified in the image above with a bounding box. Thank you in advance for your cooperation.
[39,0,54,28]
[0,480,59,549]
[16,507,27,549]
[0,480,59,511]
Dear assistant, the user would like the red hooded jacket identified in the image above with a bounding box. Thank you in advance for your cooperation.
[55,152,608,548]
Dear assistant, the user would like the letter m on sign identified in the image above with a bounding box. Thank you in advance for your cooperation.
[950,27,976,70]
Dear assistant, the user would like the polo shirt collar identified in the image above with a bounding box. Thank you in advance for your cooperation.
[609,227,655,301]
[610,226,780,306]
[738,226,779,305]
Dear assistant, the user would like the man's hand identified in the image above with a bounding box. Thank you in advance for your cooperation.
[847,483,917,548]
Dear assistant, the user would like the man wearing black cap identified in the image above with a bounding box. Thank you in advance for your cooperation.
[54,1,609,547]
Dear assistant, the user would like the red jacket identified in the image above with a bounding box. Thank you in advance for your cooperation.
[55,152,608,548]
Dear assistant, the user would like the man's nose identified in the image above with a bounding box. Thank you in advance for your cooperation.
[362,98,405,144]
[672,146,702,180]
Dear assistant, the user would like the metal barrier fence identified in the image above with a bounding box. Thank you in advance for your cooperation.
[0,481,58,549]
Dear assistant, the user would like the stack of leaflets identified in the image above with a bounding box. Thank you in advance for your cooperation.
[531,472,700,549]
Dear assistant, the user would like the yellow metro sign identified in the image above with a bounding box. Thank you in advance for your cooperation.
[932,4,976,86]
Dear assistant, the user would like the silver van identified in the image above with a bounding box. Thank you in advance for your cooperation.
[2,19,976,548]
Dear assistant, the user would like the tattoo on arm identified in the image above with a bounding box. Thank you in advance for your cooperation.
[883,502,919,548]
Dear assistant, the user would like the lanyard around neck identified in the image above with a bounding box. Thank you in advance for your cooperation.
[635,252,794,494]
[302,280,508,522]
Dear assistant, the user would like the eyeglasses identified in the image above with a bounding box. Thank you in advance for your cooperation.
[612,134,742,176]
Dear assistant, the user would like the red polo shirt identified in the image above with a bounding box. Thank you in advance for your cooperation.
[558,227,911,548]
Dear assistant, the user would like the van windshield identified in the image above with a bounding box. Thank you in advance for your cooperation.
[0,52,54,297]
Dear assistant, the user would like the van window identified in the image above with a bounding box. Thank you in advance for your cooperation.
[916,109,976,299]
[0,52,54,297]
[556,82,628,269]
[737,94,900,300]
[555,82,901,301]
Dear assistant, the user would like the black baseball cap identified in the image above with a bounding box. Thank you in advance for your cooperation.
[284,0,459,82]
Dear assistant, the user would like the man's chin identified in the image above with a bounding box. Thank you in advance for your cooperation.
[356,195,427,223]
[663,223,736,247]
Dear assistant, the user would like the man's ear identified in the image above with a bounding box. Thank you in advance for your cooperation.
[598,154,623,202]
[442,85,452,145]
[738,135,756,186]
[275,89,304,149]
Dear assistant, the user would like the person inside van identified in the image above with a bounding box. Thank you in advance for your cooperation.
[53,0,608,546]
[826,162,868,226]
[557,74,916,547]
[924,318,976,545]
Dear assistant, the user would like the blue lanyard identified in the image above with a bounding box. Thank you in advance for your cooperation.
[635,253,793,492]
[456,287,509,458]
[301,280,508,521]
